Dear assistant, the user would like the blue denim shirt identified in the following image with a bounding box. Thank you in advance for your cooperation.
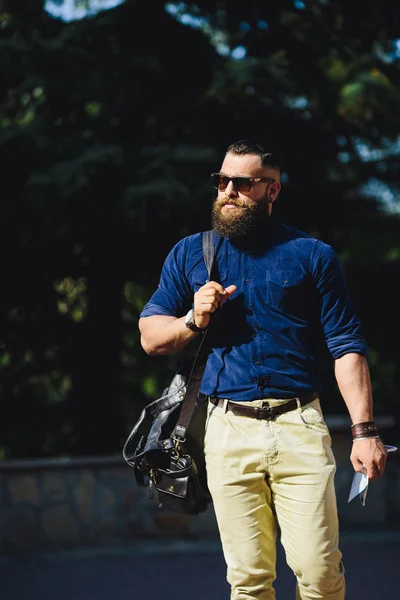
[140,219,368,400]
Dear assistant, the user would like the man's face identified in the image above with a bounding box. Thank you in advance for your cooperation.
[211,152,281,239]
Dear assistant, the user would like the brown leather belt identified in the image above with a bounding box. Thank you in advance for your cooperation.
[209,392,318,421]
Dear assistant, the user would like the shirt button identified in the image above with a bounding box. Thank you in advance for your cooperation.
[244,279,249,284]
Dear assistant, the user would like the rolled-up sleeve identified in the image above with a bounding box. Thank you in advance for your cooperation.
[312,241,368,359]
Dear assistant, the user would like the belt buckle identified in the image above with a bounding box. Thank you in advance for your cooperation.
[258,401,273,420]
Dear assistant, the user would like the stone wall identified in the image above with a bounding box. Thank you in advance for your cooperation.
[0,456,219,554]
[1,415,399,554]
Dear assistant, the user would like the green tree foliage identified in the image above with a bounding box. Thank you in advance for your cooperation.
[182,0,400,414]
[0,0,218,457]
[0,0,399,458]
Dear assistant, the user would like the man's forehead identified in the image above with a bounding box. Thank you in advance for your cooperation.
[221,153,279,179]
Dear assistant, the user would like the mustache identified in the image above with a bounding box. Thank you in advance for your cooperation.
[217,198,247,208]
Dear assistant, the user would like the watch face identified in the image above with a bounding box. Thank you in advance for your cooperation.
[185,309,195,327]
[184,309,204,332]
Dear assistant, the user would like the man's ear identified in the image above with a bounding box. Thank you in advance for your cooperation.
[269,181,281,202]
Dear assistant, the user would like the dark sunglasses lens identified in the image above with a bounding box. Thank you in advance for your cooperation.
[211,173,223,190]
[211,174,252,192]
[235,178,252,192]
[211,174,228,190]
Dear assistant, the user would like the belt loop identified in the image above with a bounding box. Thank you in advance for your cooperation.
[222,398,229,413]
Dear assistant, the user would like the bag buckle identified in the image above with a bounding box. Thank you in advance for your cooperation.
[174,435,186,447]
[171,435,184,459]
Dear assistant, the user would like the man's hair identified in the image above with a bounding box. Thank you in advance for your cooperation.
[225,138,281,172]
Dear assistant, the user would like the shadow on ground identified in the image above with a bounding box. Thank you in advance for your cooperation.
[1,533,399,600]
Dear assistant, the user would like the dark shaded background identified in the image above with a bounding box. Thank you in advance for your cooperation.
[0,0,399,459]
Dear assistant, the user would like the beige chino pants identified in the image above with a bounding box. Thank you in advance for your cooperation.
[204,396,345,600]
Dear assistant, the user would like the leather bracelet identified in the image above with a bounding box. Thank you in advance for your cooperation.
[353,432,379,440]
[351,420,376,429]
[353,436,380,442]
[351,421,378,439]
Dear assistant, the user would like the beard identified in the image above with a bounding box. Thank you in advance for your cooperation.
[211,195,271,240]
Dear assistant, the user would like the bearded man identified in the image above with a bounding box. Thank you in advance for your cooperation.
[138,138,387,600]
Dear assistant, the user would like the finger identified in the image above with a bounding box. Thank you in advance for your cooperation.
[350,457,365,473]
[220,285,237,306]
[225,285,237,296]
[204,281,227,294]
[211,290,223,307]
[201,287,224,301]
[368,462,386,480]
[368,466,381,481]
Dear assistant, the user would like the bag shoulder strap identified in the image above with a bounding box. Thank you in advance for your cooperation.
[202,229,214,280]
[173,230,219,440]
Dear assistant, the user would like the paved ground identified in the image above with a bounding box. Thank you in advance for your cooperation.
[1,532,399,599]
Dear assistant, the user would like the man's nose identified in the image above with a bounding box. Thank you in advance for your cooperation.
[224,180,238,196]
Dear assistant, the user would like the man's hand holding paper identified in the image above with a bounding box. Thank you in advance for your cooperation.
[350,436,387,480]
[348,444,397,505]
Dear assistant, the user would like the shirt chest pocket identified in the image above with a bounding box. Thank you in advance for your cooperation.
[266,270,309,318]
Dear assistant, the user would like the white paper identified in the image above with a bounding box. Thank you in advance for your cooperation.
[348,468,368,504]
[385,445,398,452]
[347,444,398,506]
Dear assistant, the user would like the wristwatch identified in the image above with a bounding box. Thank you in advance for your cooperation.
[184,309,206,333]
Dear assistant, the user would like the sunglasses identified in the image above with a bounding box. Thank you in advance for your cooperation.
[211,173,276,193]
